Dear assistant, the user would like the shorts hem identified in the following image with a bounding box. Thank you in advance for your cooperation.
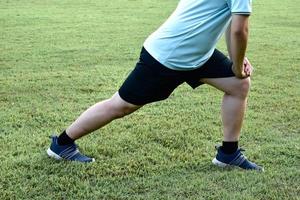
[118,89,145,106]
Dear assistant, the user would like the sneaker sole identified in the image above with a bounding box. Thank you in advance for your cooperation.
[212,158,230,168]
[212,158,264,172]
[47,148,96,163]
[47,148,63,160]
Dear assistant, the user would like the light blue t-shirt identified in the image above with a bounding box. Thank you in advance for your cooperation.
[144,0,252,71]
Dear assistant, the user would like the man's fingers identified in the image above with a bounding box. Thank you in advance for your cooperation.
[244,57,251,65]
[243,64,253,76]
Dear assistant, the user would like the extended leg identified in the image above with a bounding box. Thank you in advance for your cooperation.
[47,92,142,162]
[66,92,142,140]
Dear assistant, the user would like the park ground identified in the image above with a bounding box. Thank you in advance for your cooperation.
[0,0,299,199]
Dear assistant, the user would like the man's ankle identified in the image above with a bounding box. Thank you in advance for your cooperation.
[57,130,74,146]
[220,141,238,154]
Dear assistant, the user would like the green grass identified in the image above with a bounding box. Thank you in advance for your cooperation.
[1,0,299,199]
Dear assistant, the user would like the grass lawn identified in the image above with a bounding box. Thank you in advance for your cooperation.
[0,0,299,199]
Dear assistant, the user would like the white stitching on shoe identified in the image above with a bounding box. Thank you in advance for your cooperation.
[59,146,74,155]
[229,152,246,166]
[60,147,76,158]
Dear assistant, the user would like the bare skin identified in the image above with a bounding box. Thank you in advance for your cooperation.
[200,77,251,142]
[228,14,250,78]
[66,93,142,140]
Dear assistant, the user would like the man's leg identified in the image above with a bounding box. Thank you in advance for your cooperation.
[200,76,250,142]
[200,76,263,171]
[48,47,184,162]
[47,92,142,162]
[66,92,142,140]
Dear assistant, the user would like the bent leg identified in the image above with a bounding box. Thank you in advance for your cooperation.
[200,77,251,141]
[66,92,142,140]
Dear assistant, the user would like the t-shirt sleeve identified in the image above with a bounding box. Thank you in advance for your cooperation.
[229,0,252,15]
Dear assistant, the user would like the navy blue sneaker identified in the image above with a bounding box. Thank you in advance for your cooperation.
[212,145,264,171]
[47,135,95,163]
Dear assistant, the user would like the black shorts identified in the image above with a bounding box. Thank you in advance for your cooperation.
[119,47,234,105]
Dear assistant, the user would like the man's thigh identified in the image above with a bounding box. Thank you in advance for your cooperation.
[118,48,184,105]
[200,77,251,97]
[185,49,235,89]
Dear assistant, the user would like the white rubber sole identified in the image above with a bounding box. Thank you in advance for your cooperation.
[212,158,230,168]
[47,148,95,162]
[47,148,62,160]
[212,158,264,172]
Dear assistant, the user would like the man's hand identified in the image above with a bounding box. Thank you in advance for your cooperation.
[243,57,254,77]
[232,57,253,79]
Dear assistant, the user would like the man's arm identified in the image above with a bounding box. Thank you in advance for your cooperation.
[226,14,250,79]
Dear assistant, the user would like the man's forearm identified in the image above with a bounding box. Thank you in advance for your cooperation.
[229,15,249,78]
[230,28,248,73]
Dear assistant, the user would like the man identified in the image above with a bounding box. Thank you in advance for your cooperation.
[47,0,263,171]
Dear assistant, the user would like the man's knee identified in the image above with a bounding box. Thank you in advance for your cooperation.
[229,77,251,99]
[238,77,251,98]
[108,93,142,118]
